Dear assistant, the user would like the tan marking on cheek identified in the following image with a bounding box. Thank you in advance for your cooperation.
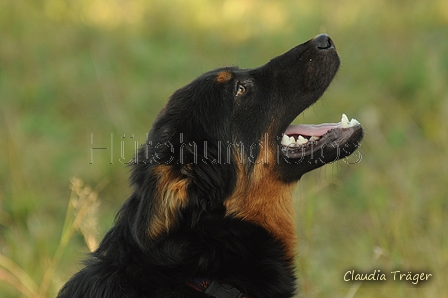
[216,71,233,83]
[225,142,297,261]
[149,165,190,238]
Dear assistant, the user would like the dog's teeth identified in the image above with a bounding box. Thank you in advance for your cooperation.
[350,118,360,126]
[309,136,320,142]
[281,134,309,147]
[281,134,290,146]
[341,114,361,128]
[341,114,350,128]
[297,135,308,145]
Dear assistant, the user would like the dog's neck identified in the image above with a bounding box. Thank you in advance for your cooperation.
[224,153,297,261]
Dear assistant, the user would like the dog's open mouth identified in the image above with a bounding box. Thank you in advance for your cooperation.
[280,114,362,159]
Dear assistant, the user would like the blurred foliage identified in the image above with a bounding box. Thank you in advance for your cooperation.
[1,0,447,297]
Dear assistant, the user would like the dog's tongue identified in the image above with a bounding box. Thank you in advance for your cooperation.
[285,123,340,137]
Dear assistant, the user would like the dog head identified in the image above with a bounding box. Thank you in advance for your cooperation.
[130,35,363,254]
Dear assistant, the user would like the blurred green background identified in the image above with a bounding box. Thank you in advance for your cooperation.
[1,0,447,297]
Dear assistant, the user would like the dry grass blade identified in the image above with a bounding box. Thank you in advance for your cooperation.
[0,255,41,298]
[37,177,107,296]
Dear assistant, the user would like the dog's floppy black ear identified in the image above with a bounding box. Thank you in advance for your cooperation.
[147,164,191,238]
[130,160,230,245]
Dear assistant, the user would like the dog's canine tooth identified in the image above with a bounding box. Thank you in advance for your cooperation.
[341,114,361,128]
[341,114,350,128]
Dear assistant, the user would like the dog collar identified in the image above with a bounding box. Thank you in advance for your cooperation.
[187,278,248,298]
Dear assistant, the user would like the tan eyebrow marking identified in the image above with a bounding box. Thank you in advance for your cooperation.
[216,71,233,83]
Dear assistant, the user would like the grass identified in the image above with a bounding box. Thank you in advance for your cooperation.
[0,178,101,297]
[1,0,447,297]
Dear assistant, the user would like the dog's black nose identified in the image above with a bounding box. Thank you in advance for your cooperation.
[312,34,334,49]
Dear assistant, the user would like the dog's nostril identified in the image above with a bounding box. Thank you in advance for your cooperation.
[312,34,334,50]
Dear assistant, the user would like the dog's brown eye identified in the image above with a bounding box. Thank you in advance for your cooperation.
[235,84,246,97]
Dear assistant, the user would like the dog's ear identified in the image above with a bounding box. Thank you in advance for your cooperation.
[131,161,229,245]
[146,165,191,239]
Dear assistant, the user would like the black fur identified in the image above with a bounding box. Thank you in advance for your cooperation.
[58,35,363,297]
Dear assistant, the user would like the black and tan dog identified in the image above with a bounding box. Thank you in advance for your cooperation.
[58,34,363,298]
